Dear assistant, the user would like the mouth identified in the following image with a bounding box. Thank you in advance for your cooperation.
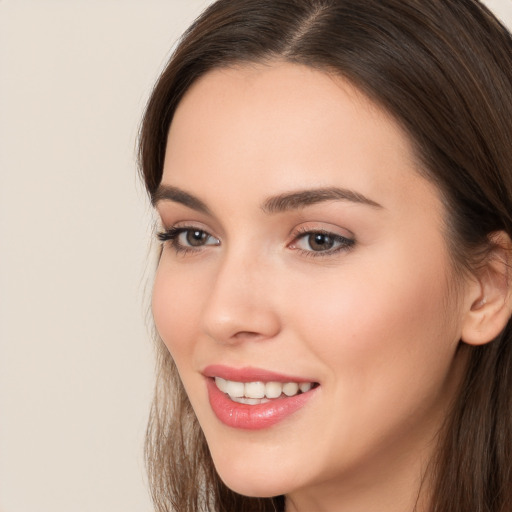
[203,366,320,430]
[214,377,318,404]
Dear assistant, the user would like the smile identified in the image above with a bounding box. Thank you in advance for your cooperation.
[215,377,314,404]
[203,366,319,430]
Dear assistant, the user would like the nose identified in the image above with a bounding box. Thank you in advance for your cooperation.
[200,249,281,344]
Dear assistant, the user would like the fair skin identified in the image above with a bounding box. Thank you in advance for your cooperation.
[152,63,486,512]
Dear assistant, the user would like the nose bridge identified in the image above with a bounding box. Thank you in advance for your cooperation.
[201,243,280,343]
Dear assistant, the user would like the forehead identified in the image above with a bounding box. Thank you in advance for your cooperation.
[162,62,440,220]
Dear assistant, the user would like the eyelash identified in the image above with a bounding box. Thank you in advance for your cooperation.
[156,226,355,257]
[157,226,218,256]
[289,227,355,258]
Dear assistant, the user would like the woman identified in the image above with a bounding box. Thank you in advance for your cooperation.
[139,1,512,511]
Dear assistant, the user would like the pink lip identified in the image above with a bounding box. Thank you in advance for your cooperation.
[203,365,319,430]
[202,364,315,383]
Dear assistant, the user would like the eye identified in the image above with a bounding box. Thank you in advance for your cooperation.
[304,232,337,251]
[181,229,213,247]
[157,226,220,253]
[290,229,354,256]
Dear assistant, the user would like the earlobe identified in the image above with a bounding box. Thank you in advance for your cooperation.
[461,231,512,346]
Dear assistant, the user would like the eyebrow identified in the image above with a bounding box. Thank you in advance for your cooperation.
[152,184,382,214]
[152,185,211,214]
[261,187,382,213]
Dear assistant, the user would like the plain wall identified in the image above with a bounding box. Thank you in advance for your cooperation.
[0,2,213,511]
[0,1,511,511]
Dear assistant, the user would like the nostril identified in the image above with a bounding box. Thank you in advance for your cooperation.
[232,331,265,340]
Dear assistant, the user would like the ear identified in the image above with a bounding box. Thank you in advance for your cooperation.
[461,231,512,346]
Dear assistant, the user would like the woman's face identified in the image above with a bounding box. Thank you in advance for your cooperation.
[153,63,471,507]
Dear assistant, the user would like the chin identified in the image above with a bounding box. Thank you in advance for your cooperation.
[208,446,295,498]
[217,471,289,499]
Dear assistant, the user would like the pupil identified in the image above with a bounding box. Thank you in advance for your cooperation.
[187,230,207,246]
[309,233,334,251]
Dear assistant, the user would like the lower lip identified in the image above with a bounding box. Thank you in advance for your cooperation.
[206,378,317,430]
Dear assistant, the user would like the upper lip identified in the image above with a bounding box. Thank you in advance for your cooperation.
[202,364,317,383]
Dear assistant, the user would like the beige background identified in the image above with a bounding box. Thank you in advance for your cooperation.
[0,1,511,511]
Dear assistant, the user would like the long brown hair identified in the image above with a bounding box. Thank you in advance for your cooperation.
[139,1,512,510]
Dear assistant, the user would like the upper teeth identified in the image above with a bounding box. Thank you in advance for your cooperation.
[215,377,313,400]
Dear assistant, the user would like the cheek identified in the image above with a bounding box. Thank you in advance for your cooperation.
[152,261,203,362]
[280,254,463,472]
[289,247,461,395]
